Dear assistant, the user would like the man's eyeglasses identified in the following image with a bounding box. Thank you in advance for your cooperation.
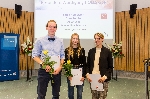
[48,26,57,28]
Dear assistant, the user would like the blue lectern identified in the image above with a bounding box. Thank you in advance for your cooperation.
[0,33,20,81]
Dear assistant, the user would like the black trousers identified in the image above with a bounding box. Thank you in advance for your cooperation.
[37,68,61,99]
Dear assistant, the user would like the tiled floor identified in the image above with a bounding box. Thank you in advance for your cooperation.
[0,75,149,99]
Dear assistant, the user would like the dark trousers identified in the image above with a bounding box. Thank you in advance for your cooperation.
[37,68,61,99]
[67,78,83,99]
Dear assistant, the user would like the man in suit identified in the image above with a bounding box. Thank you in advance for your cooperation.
[86,33,113,99]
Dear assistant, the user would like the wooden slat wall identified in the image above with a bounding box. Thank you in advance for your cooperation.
[115,7,150,72]
[0,7,34,70]
[148,8,150,71]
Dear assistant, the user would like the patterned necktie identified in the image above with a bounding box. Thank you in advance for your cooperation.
[48,38,55,41]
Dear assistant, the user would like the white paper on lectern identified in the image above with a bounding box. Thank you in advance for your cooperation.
[89,74,104,91]
[70,68,83,86]
[50,56,60,70]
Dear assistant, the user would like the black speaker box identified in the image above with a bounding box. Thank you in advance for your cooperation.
[15,4,22,18]
[129,4,137,18]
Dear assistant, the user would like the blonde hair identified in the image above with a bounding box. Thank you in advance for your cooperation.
[67,33,82,59]
[94,33,104,39]
[46,20,57,28]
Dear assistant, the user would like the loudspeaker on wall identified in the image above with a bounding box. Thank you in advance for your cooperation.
[15,4,22,18]
[129,4,137,18]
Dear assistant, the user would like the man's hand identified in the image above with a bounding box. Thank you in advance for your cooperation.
[80,77,84,82]
[45,65,51,72]
[53,66,62,75]
[98,76,106,83]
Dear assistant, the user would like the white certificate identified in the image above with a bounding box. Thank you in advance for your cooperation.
[50,56,60,70]
[70,68,83,86]
[89,74,104,91]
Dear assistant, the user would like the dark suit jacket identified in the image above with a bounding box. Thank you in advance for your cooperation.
[64,47,86,77]
[86,46,113,81]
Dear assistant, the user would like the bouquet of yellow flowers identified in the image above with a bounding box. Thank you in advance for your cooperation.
[42,50,57,74]
[62,60,73,77]
[106,42,125,58]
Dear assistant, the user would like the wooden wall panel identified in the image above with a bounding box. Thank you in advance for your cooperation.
[121,11,127,71]
[127,11,131,71]
[115,7,150,72]
[144,8,148,70]
[0,7,34,70]
[114,12,119,70]
[139,9,144,72]
[148,8,150,71]
[134,10,140,72]
[118,11,126,70]
[118,13,122,70]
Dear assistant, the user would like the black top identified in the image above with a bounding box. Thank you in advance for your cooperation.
[86,45,113,81]
[64,47,86,77]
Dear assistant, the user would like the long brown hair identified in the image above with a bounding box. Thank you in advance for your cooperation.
[67,33,82,59]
